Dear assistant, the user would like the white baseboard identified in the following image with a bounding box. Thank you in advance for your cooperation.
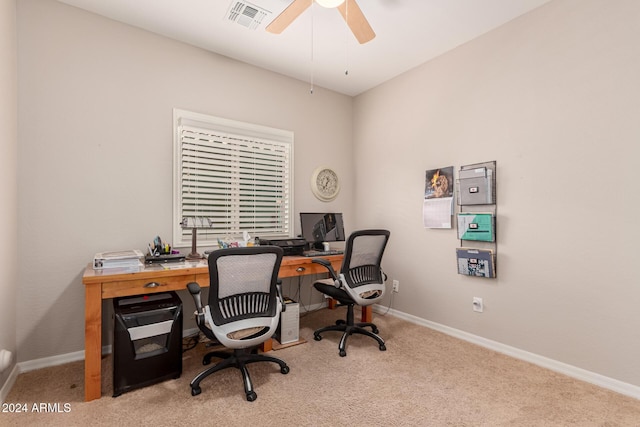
[18,350,87,374]
[0,363,19,404]
[374,305,640,400]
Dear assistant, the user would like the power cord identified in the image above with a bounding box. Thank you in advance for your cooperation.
[182,332,200,353]
[377,279,395,317]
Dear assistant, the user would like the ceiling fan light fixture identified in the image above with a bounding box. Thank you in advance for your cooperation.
[315,0,345,8]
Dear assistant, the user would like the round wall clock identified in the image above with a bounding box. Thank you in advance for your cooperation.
[311,167,340,202]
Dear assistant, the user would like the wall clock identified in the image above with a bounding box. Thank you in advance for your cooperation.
[311,167,340,202]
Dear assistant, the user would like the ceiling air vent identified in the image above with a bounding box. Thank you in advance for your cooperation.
[227,1,271,30]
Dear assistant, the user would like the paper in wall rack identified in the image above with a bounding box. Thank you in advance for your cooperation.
[456,248,495,278]
[457,213,495,242]
[457,167,494,205]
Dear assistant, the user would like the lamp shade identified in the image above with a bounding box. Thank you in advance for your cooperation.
[315,0,345,8]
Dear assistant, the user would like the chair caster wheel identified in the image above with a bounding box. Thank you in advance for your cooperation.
[191,387,201,396]
[202,360,210,366]
[336,319,346,325]
[314,334,322,341]
[281,365,290,374]
[372,328,379,334]
[339,350,347,357]
[246,391,257,402]
[379,344,386,351]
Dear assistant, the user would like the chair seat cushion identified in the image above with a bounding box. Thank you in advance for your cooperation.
[203,313,267,341]
[360,290,382,299]
[314,280,382,305]
[227,326,268,340]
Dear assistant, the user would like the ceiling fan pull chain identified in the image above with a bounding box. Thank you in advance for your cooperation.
[344,0,349,76]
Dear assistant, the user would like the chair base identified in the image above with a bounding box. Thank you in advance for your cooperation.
[313,304,386,357]
[190,347,289,401]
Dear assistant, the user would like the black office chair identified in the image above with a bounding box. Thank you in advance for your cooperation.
[186,246,290,402]
[312,229,390,357]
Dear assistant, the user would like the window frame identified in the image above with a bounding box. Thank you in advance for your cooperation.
[173,109,294,248]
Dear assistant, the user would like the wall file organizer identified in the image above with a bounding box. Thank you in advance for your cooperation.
[456,161,497,278]
[457,213,495,242]
[458,167,494,205]
[456,248,496,278]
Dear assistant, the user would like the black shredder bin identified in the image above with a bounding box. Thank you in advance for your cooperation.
[113,291,183,397]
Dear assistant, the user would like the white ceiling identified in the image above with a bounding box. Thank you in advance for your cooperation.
[57,0,551,96]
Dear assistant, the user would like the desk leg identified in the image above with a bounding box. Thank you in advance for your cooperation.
[84,284,102,401]
[260,338,273,352]
[362,306,372,323]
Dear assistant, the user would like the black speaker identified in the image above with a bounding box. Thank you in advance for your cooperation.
[113,291,182,397]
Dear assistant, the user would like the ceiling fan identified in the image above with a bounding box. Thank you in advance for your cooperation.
[266,0,376,44]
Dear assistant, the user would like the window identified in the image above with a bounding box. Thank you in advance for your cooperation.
[173,109,293,247]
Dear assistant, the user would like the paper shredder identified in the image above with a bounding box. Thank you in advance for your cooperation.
[113,291,182,397]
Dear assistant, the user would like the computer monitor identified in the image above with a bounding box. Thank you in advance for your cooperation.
[300,213,345,249]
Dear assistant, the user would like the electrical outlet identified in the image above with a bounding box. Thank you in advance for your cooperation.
[392,280,400,293]
[472,297,483,312]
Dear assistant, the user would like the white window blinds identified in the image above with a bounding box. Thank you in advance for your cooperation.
[173,110,293,247]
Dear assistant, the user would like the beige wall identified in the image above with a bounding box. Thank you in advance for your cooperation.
[353,0,640,387]
[16,0,353,361]
[0,0,18,387]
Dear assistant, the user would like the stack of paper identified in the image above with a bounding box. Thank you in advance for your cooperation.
[456,248,495,278]
[457,213,495,242]
[93,249,144,270]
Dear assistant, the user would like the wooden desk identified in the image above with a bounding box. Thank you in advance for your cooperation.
[82,254,368,402]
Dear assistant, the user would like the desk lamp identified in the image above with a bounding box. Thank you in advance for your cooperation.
[180,217,214,260]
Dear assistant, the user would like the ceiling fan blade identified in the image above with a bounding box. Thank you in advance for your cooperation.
[266,0,313,34]
[337,0,376,44]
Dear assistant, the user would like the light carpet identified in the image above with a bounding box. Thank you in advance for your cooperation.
[3,307,640,426]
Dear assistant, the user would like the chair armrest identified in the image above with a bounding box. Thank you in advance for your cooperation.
[311,258,338,281]
[276,279,286,312]
[186,282,205,324]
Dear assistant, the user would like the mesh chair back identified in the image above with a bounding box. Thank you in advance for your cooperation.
[341,230,390,291]
[208,246,283,326]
